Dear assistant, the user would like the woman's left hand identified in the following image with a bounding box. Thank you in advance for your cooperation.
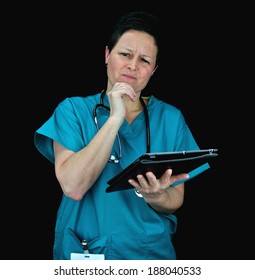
[128,168,189,198]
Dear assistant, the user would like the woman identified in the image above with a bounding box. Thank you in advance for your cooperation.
[34,11,209,259]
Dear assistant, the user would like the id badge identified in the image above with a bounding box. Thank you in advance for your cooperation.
[70,253,105,260]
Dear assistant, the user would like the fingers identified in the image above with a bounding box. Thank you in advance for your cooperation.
[110,82,136,101]
[129,169,189,197]
[129,172,166,195]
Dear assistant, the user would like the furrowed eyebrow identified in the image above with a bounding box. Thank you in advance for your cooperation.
[121,47,153,61]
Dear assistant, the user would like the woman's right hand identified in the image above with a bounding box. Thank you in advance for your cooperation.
[107,82,136,119]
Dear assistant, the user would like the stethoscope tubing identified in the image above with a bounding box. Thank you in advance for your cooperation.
[93,91,151,159]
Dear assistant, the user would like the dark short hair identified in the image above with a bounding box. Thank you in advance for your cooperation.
[107,11,160,65]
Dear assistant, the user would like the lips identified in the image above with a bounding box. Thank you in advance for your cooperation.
[122,73,136,80]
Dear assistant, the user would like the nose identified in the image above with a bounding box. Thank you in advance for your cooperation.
[127,59,138,70]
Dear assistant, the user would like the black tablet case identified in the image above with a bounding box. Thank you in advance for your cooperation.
[106,149,218,193]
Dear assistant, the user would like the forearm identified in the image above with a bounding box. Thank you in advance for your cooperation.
[54,115,124,200]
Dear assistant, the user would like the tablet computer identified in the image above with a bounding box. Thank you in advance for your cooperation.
[106,148,218,193]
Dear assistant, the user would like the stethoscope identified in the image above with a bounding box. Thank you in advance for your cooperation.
[93,90,151,164]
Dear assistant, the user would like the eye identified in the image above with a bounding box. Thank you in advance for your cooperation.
[120,52,130,57]
[141,58,150,64]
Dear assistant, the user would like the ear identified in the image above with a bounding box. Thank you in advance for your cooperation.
[105,46,110,64]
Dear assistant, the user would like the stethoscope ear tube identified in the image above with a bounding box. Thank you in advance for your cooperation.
[139,96,150,153]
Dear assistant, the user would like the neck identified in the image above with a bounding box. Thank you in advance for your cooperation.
[122,94,142,111]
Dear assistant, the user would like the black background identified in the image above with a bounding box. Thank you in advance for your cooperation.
[2,3,253,260]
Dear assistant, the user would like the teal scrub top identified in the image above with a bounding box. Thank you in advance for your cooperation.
[34,92,209,260]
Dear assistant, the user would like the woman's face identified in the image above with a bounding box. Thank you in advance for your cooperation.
[105,30,158,93]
